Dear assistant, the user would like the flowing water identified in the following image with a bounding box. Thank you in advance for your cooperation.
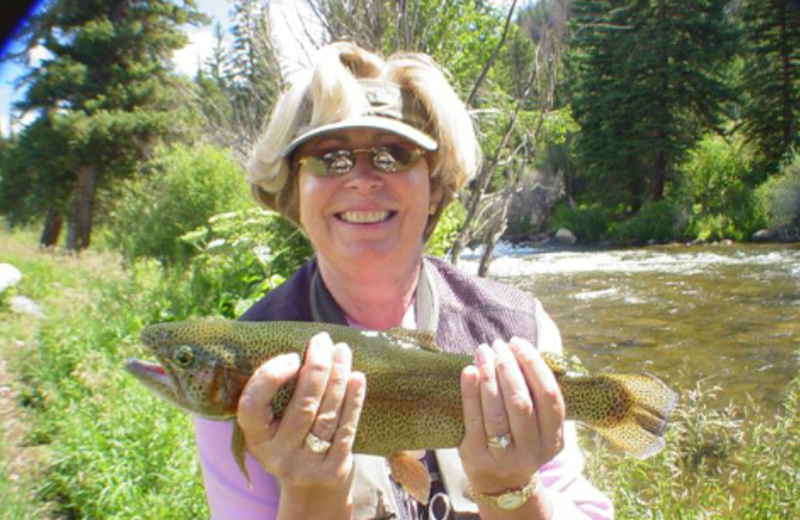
[459,243,800,411]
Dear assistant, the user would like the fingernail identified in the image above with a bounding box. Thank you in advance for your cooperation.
[334,343,352,365]
[475,344,493,367]
[492,340,511,357]
[282,352,301,370]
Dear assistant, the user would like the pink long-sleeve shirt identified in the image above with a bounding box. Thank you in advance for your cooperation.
[193,303,614,519]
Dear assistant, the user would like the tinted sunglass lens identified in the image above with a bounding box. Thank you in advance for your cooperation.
[323,151,356,176]
[372,148,398,172]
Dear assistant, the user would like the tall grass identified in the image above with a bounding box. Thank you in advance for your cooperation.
[2,228,800,518]
[0,230,208,518]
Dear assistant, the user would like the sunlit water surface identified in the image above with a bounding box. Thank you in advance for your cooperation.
[459,243,800,411]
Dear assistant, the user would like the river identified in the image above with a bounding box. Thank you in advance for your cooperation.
[459,243,800,412]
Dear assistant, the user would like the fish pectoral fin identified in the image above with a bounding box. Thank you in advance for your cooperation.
[232,421,253,489]
[385,328,439,352]
[388,452,432,505]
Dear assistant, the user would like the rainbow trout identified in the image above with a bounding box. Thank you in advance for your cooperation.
[126,319,677,501]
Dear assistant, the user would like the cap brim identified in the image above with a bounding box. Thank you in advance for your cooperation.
[282,116,438,157]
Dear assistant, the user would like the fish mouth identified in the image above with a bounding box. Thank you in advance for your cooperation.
[125,357,183,405]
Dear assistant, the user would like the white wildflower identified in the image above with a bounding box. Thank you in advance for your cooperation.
[207,238,226,250]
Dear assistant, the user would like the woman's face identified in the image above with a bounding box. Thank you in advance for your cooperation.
[295,128,431,273]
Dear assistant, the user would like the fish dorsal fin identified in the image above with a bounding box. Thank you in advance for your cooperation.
[541,352,587,377]
[541,352,568,376]
[388,452,432,505]
[385,328,439,352]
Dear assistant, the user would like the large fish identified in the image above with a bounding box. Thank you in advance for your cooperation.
[125,319,678,502]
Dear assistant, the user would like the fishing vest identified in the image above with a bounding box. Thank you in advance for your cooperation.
[240,256,541,519]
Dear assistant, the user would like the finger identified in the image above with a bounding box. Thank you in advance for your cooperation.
[274,332,335,448]
[459,364,485,451]
[509,338,565,448]
[310,342,352,442]
[328,371,367,460]
[477,343,511,441]
[492,340,536,448]
[238,353,301,446]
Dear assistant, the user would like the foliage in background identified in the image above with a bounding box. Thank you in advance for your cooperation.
[568,0,735,210]
[680,134,764,242]
[180,208,313,318]
[107,144,252,266]
[425,201,466,258]
[3,0,207,250]
[546,202,611,243]
[757,152,800,238]
[740,0,800,175]
[609,200,686,244]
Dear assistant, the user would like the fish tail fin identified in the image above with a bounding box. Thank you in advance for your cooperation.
[578,373,678,459]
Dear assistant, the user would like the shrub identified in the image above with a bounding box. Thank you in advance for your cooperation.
[180,208,313,318]
[757,152,800,237]
[426,201,466,258]
[108,144,251,265]
[546,202,610,242]
[680,134,764,241]
[609,200,685,244]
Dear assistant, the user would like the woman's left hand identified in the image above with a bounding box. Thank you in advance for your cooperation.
[458,337,565,495]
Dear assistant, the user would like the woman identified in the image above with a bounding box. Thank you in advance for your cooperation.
[193,42,613,520]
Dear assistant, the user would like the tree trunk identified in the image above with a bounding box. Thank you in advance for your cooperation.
[477,194,511,278]
[66,165,99,251]
[651,147,666,201]
[40,209,63,248]
[629,176,644,214]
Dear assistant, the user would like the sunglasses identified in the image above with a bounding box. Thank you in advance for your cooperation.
[295,145,426,177]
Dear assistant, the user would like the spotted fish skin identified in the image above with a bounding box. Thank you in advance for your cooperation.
[127,318,678,461]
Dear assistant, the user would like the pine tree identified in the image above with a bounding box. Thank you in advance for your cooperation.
[193,0,282,163]
[569,0,734,210]
[740,0,800,174]
[5,0,206,250]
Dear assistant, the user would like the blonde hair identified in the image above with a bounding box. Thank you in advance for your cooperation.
[247,42,480,240]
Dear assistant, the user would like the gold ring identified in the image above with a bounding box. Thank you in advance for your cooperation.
[487,433,512,450]
[305,432,332,454]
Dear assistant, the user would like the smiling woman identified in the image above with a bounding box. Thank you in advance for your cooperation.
[192,41,613,520]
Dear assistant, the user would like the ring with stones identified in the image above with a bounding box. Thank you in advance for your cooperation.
[305,432,332,454]
[487,433,512,450]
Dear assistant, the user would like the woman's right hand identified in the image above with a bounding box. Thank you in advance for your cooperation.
[237,332,367,519]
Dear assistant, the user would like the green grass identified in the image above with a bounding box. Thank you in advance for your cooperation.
[2,227,800,518]
[0,229,208,519]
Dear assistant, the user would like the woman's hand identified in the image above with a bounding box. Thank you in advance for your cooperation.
[459,337,565,496]
[237,332,366,518]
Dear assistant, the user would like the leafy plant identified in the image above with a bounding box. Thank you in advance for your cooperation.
[757,152,800,237]
[426,201,466,258]
[107,144,252,265]
[609,200,685,244]
[546,202,611,243]
[180,208,313,318]
[680,134,764,241]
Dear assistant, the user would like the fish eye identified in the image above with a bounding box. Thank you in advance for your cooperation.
[173,345,194,368]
